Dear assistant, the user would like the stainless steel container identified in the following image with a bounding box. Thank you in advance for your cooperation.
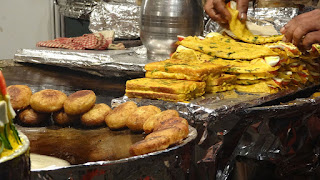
[140,0,204,61]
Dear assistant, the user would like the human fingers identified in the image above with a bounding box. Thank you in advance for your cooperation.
[236,0,250,22]
[204,0,231,24]
[301,31,320,50]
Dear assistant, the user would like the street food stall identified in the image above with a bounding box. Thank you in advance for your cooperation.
[1,0,320,179]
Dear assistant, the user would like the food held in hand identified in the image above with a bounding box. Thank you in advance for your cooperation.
[105,101,138,129]
[19,107,50,126]
[125,78,206,102]
[143,109,179,134]
[81,103,112,127]
[30,89,67,113]
[126,105,161,132]
[64,90,96,115]
[7,85,32,111]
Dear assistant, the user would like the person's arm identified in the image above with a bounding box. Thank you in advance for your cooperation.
[204,0,250,28]
[281,9,320,50]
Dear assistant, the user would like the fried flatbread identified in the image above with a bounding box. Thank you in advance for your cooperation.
[205,84,235,93]
[235,80,280,94]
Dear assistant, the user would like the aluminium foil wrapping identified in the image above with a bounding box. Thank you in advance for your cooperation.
[57,0,98,19]
[89,2,140,39]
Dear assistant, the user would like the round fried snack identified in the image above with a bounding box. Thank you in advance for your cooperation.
[81,103,112,127]
[53,109,79,126]
[30,89,67,113]
[145,126,188,145]
[143,109,179,134]
[126,105,161,132]
[19,107,50,126]
[129,136,170,156]
[64,90,96,115]
[7,85,32,110]
[105,101,138,129]
[153,117,189,131]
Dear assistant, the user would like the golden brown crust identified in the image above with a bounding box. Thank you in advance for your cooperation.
[64,90,96,115]
[143,110,179,134]
[18,106,50,125]
[206,74,237,86]
[53,109,79,126]
[30,89,67,113]
[126,105,161,132]
[81,103,112,126]
[145,126,186,145]
[153,117,189,131]
[7,85,33,111]
[129,136,170,156]
[105,101,138,129]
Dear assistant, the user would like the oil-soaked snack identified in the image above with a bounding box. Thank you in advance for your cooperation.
[126,105,161,132]
[153,117,188,131]
[19,107,50,125]
[105,101,138,129]
[53,109,79,126]
[30,89,67,113]
[143,109,179,134]
[7,85,32,110]
[81,103,112,127]
[129,136,170,156]
[64,90,96,115]
[145,126,188,145]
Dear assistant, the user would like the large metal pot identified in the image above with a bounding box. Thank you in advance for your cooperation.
[140,0,204,61]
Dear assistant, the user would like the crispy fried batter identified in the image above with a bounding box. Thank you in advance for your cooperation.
[143,109,179,134]
[145,126,187,145]
[153,117,188,131]
[126,105,161,132]
[53,109,79,126]
[19,106,50,125]
[105,101,138,129]
[64,90,96,115]
[81,103,112,127]
[30,89,67,113]
[129,136,170,156]
[7,85,32,111]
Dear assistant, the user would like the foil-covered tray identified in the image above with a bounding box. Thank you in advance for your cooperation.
[14,47,148,78]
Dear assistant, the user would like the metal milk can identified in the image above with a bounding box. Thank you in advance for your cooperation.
[140,0,204,61]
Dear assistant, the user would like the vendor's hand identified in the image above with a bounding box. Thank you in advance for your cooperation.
[280,9,320,50]
[204,0,250,28]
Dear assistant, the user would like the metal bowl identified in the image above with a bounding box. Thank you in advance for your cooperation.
[0,131,30,180]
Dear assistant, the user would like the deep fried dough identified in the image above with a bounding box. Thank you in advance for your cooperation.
[7,85,32,110]
[19,107,50,125]
[53,109,79,126]
[105,101,138,129]
[145,126,188,145]
[129,136,170,156]
[126,105,161,132]
[64,90,96,115]
[153,117,189,131]
[30,89,67,113]
[81,103,112,127]
[143,109,179,134]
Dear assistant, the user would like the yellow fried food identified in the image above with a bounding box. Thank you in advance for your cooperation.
[7,85,32,111]
[53,109,79,126]
[19,107,50,126]
[126,105,161,132]
[143,109,179,134]
[81,103,112,127]
[129,136,170,156]
[153,117,189,131]
[64,90,96,115]
[235,80,279,94]
[30,89,67,113]
[105,101,138,129]
[145,126,188,145]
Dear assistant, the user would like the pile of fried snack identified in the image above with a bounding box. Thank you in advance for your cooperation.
[8,85,189,156]
[125,1,320,102]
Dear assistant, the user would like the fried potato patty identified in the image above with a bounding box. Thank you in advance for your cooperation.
[126,105,161,132]
[64,90,96,115]
[30,89,67,113]
[7,85,32,110]
[19,107,50,125]
[105,101,138,129]
[153,117,189,131]
[129,136,170,156]
[145,126,188,145]
[143,109,179,134]
[53,109,79,126]
[81,103,112,126]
